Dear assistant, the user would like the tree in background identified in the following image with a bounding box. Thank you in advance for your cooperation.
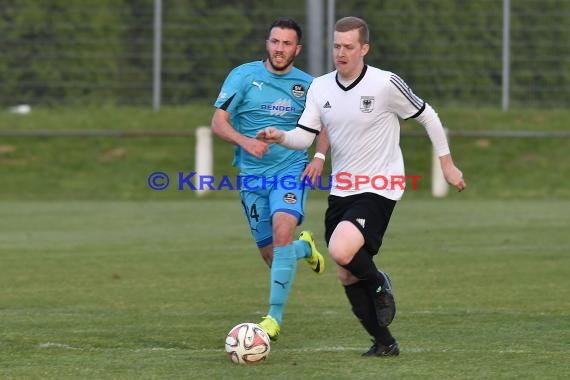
[0,0,123,105]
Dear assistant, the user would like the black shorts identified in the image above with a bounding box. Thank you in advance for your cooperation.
[325,193,396,256]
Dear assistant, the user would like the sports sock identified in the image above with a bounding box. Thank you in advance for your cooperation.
[292,239,311,260]
[267,244,297,326]
[344,281,395,346]
[365,285,396,346]
[341,249,385,291]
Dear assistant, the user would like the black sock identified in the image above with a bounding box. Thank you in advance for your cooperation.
[365,285,396,346]
[342,249,385,290]
[344,282,395,346]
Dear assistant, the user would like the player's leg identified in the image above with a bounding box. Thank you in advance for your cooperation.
[338,266,399,356]
[327,193,397,327]
[260,225,325,340]
[327,209,385,295]
[268,213,298,304]
[240,189,273,267]
[347,194,397,328]
[258,245,273,268]
[325,194,399,354]
[338,266,400,356]
[329,221,393,324]
[259,172,322,340]
[362,271,399,357]
[268,169,323,268]
[258,211,298,340]
[271,173,325,271]
[278,171,325,272]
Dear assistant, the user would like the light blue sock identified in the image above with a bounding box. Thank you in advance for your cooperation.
[267,244,297,326]
[293,239,311,260]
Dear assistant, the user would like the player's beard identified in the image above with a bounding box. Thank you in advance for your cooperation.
[267,53,295,73]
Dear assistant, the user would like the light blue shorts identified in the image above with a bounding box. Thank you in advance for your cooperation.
[239,165,308,248]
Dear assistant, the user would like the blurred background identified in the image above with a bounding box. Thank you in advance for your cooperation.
[1,0,568,108]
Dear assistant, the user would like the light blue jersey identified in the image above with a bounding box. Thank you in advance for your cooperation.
[214,60,313,176]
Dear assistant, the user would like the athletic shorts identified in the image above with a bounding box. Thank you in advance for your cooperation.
[240,164,308,248]
[325,192,396,256]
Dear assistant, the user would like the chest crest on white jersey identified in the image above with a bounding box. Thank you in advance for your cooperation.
[360,96,375,113]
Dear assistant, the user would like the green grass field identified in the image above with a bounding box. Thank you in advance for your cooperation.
[1,199,568,379]
[1,105,569,378]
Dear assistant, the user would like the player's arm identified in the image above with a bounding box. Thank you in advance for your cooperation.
[414,104,466,191]
[256,81,321,158]
[255,124,317,150]
[302,126,329,184]
[389,73,465,192]
[211,108,268,159]
[256,87,320,149]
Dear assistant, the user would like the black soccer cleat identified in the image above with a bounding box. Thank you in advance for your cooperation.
[373,271,396,327]
[362,340,400,357]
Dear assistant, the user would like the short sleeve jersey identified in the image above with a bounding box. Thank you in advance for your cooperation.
[298,65,426,200]
[214,60,313,176]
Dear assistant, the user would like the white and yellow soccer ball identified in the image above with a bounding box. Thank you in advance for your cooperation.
[225,322,270,364]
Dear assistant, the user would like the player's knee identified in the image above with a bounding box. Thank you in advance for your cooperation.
[328,244,353,266]
[271,212,299,246]
[271,225,296,246]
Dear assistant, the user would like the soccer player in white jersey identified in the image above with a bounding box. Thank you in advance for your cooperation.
[257,16,466,356]
[211,18,326,341]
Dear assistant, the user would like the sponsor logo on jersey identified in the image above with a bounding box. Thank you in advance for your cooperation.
[360,96,375,113]
[217,91,228,100]
[323,101,331,109]
[261,99,295,116]
[283,192,297,204]
[252,81,264,90]
[291,84,306,98]
[356,218,366,228]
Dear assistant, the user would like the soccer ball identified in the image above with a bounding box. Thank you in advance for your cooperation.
[225,322,270,364]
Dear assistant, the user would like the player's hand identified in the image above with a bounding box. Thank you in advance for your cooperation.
[302,156,325,186]
[256,127,285,144]
[243,138,269,159]
[439,154,466,192]
[443,164,466,192]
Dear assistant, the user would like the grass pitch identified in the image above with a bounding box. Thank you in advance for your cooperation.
[1,199,568,379]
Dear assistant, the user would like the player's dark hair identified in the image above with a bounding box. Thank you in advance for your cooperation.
[268,17,302,43]
[335,16,369,44]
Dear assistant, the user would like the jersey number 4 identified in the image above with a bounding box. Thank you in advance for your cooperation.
[249,203,260,222]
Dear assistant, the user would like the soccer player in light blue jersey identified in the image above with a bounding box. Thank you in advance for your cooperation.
[211,17,326,340]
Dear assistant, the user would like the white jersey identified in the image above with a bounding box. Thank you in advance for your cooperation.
[298,65,426,200]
